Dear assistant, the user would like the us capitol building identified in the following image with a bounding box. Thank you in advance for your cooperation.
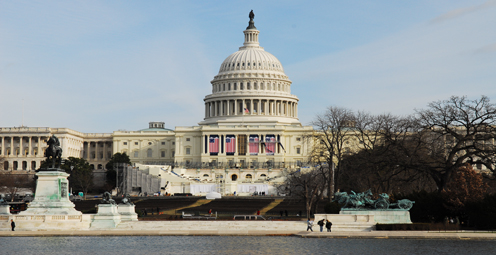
[0,13,315,196]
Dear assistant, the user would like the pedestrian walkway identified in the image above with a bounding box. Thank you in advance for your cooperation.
[1,229,495,239]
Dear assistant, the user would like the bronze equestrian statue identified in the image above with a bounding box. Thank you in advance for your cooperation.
[44,135,63,169]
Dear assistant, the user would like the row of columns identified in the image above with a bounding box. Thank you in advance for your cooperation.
[205,99,297,119]
[83,141,112,161]
[0,136,45,157]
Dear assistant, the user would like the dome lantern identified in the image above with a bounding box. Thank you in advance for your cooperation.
[241,10,261,50]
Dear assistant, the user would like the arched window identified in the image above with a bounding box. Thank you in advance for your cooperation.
[231,174,238,181]
[246,174,252,179]
[260,174,267,177]
[203,174,209,177]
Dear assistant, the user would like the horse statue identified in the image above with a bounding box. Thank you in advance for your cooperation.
[44,135,63,169]
[333,189,415,210]
[334,191,364,208]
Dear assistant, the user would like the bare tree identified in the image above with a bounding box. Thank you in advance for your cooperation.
[342,112,435,194]
[311,106,355,201]
[415,95,496,191]
[278,169,326,217]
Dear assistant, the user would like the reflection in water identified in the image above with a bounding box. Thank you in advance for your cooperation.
[0,236,495,255]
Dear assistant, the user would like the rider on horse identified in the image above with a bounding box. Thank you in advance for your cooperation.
[45,135,63,169]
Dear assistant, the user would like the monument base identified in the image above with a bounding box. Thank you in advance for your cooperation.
[314,214,376,231]
[118,204,138,221]
[20,171,81,216]
[0,205,11,215]
[91,204,122,228]
[340,210,412,224]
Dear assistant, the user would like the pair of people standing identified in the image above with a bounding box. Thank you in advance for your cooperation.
[317,219,332,232]
[307,218,332,232]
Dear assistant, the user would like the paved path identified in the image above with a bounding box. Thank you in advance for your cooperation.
[1,230,496,239]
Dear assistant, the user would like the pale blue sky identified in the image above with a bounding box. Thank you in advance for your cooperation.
[1,1,495,133]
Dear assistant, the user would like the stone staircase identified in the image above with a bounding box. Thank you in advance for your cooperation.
[259,199,284,215]
[161,199,212,215]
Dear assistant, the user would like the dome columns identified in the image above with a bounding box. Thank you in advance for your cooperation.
[204,98,298,119]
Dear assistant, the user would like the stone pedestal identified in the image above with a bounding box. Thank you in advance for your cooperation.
[20,171,81,215]
[340,210,412,224]
[0,205,11,215]
[91,204,121,228]
[118,204,138,221]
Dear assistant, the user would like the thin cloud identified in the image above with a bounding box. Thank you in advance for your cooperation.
[430,0,496,24]
[474,43,496,53]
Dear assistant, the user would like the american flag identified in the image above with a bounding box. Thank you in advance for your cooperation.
[266,136,275,155]
[226,136,236,155]
[244,108,249,113]
[249,135,259,155]
[209,136,219,154]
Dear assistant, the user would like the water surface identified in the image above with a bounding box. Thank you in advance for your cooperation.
[1,236,495,255]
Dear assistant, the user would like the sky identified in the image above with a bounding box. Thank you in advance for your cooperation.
[1,0,495,133]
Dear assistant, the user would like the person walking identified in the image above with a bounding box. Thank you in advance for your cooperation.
[317,219,325,232]
[326,220,332,232]
[11,219,15,231]
[306,219,314,232]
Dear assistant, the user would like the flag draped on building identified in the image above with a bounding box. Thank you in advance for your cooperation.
[226,135,236,155]
[209,135,219,155]
[265,135,275,155]
[249,135,259,155]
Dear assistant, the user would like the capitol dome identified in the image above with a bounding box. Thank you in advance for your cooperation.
[218,46,285,75]
[200,12,300,126]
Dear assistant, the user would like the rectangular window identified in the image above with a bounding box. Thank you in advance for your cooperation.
[161,151,166,157]
[123,142,127,145]
[161,142,165,145]
[186,148,191,155]
[134,151,138,158]
[238,135,247,156]
[135,142,138,145]
[186,138,190,142]
[296,148,301,154]
[172,142,175,145]
[296,137,301,141]
[172,151,175,157]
